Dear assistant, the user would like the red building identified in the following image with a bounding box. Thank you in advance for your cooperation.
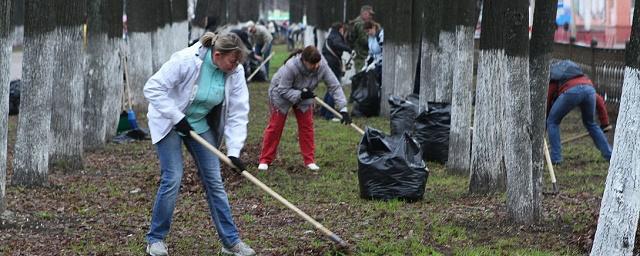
[554,0,633,49]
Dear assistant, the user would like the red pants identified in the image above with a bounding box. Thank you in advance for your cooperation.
[259,106,315,165]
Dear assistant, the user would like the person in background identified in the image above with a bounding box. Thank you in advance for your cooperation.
[230,28,264,79]
[257,46,352,171]
[247,21,273,79]
[546,60,612,165]
[363,21,383,79]
[347,5,375,71]
[143,32,256,256]
[320,22,352,121]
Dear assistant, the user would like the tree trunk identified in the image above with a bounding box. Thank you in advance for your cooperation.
[103,0,125,139]
[446,0,477,176]
[49,0,86,171]
[127,0,155,111]
[434,0,457,103]
[237,0,259,23]
[417,0,442,112]
[590,1,640,253]
[379,0,396,116]
[10,0,23,47]
[290,0,303,23]
[391,1,414,100]
[84,0,123,150]
[528,0,558,223]
[12,0,56,186]
[0,0,11,212]
[497,0,535,224]
[469,0,509,195]
[171,0,188,52]
[151,0,172,72]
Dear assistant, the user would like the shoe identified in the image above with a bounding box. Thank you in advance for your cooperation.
[330,118,340,122]
[146,241,168,256]
[307,163,320,171]
[221,241,256,256]
[258,163,268,171]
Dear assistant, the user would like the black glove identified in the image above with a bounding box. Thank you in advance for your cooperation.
[340,111,352,125]
[174,117,193,136]
[228,156,246,173]
[601,124,611,133]
[300,89,316,100]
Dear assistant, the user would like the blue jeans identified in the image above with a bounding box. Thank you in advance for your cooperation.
[255,43,272,78]
[546,85,612,163]
[146,130,240,247]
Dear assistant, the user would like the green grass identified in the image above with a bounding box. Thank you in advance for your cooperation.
[2,44,613,255]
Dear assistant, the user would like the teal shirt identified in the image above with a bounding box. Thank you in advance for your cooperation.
[186,49,225,133]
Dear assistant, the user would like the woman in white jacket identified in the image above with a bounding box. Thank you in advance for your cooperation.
[143,32,255,256]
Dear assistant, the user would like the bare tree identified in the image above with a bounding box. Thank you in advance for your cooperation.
[0,0,11,212]
[126,0,155,110]
[84,0,123,150]
[151,0,172,71]
[12,0,56,186]
[434,0,457,103]
[528,0,558,223]
[446,0,478,176]
[590,0,640,253]
[49,0,86,171]
[417,0,442,112]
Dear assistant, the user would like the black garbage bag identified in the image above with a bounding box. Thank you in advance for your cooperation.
[9,80,20,115]
[414,102,451,163]
[389,94,419,137]
[350,70,380,117]
[358,127,428,201]
[247,56,267,82]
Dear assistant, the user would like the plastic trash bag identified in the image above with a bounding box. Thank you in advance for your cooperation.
[357,127,428,201]
[414,102,451,163]
[9,80,20,115]
[350,70,380,117]
[389,94,419,137]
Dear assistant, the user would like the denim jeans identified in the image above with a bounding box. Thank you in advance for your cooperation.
[546,85,612,163]
[255,43,272,78]
[146,130,240,247]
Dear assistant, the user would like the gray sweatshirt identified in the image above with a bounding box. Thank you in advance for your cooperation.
[268,54,347,114]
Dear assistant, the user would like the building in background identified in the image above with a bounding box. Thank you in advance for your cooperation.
[555,0,633,49]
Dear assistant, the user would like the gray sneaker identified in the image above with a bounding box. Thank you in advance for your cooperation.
[221,241,256,256]
[146,241,168,256]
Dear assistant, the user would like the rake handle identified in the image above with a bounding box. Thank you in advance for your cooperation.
[247,52,275,82]
[313,96,365,135]
[188,131,349,248]
[543,138,558,193]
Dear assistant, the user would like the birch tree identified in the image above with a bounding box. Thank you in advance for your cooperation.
[84,0,123,149]
[12,0,56,186]
[49,0,86,171]
[590,1,640,253]
[528,0,558,223]
[0,0,11,212]
[126,0,155,110]
[446,0,478,175]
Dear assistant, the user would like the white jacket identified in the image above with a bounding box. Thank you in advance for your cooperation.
[143,42,250,157]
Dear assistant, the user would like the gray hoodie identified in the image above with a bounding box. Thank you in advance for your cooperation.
[268,54,347,114]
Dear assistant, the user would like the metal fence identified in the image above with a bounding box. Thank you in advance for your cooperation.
[552,42,626,117]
